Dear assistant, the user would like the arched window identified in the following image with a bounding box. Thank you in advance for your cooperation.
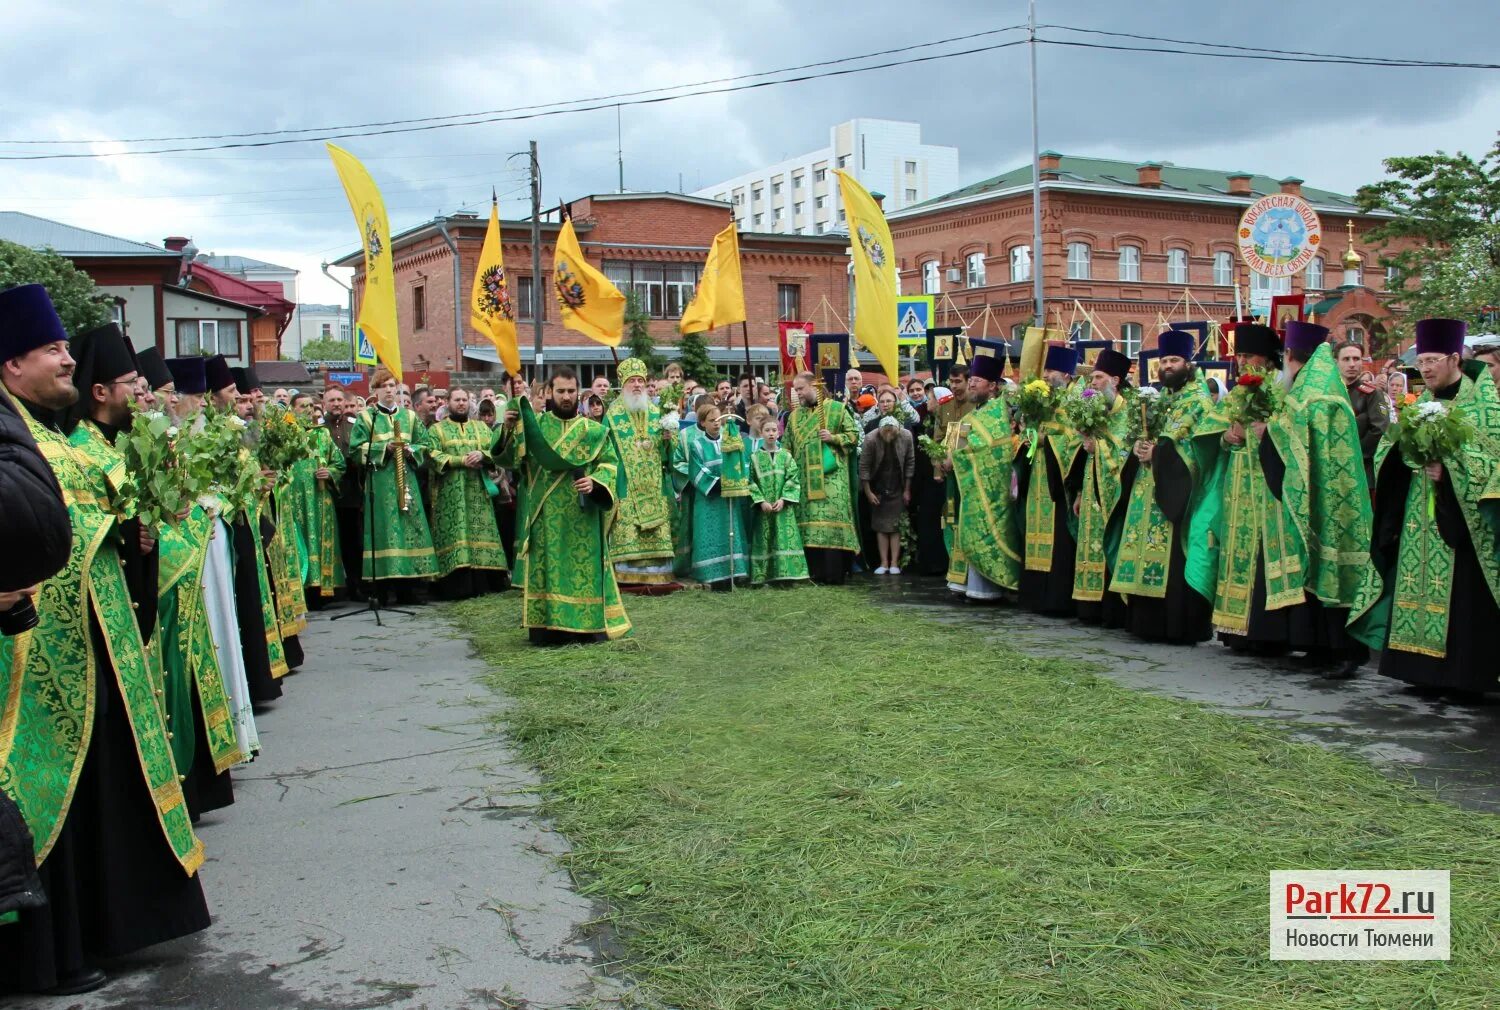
[1213,251,1234,287]
[1010,246,1032,283]
[1118,246,1140,282]
[1305,256,1324,290]
[966,252,986,288]
[1067,242,1091,280]
[922,260,940,294]
[1167,248,1188,285]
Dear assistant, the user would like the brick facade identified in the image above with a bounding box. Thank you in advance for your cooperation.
[339,193,851,379]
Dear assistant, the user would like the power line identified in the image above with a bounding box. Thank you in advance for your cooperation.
[3,167,529,204]
[0,25,1028,147]
[1037,36,1500,70]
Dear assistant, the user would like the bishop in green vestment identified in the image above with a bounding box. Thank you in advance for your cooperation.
[495,372,630,645]
[947,353,1021,601]
[748,416,809,585]
[1072,349,1133,626]
[0,299,208,992]
[673,401,752,588]
[349,370,438,593]
[1352,318,1500,692]
[603,357,677,588]
[426,388,508,599]
[1109,330,1226,644]
[290,393,347,601]
[784,372,861,584]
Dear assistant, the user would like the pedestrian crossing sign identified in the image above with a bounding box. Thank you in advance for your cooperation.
[895,295,932,346]
[354,326,378,366]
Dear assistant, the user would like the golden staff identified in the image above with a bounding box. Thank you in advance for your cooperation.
[392,410,411,512]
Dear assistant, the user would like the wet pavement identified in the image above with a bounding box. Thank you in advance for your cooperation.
[866,576,1500,813]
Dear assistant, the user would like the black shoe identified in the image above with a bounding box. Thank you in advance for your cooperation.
[38,968,108,996]
[1321,658,1363,681]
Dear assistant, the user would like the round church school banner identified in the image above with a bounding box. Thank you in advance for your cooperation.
[1237,194,1322,278]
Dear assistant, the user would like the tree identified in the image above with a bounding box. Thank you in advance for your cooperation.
[299,336,353,362]
[1355,136,1500,337]
[0,240,112,336]
[674,329,720,385]
[623,292,665,373]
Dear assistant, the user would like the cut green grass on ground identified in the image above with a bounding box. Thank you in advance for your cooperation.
[453,587,1500,1009]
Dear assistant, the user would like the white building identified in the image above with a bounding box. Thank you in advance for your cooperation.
[291,302,352,361]
[693,118,959,235]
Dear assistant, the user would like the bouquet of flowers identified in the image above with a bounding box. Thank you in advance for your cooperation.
[255,403,312,480]
[1123,385,1166,443]
[1222,367,1284,427]
[1391,398,1475,518]
[657,381,685,437]
[917,433,949,466]
[1061,386,1113,440]
[114,408,205,528]
[1012,378,1057,460]
[192,405,261,521]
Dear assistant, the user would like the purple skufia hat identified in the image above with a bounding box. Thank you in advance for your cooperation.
[967,352,1002,382]
[1414,318,1466,356]
[167,356,209,394]
[0,284,68,361]
[1284,320,1328,355]
[1044,344,1078,376]
[1156,329,1194,360]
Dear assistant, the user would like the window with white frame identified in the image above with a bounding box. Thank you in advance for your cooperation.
[753,213,763,227]
[339,321,351,341]
[922,260,940,294]
[175,319,242,358]
[1010,245,1032,283]
[815,196,825,210]
[319,322,333,337]
[838,209,846,223]
[1305,256,1324,290]
[904,160,917,174]
[1069,321,1092,343]
[1385,264,1398,287]
[517,275,546,321]
[1120,322,1143,359]
[792,174,803,191]
[1214,251,1234,286]
[752,187,763,202]
[793,202,803,216]
[111,301,125,329]
[777,284,801,320]
[814,167,826,182]
[602,260,701,319]
[965,252,986,288]
[1067,242,1091,280]
[905,188,917,203]
[837,155,849,168]
[1118,245,1140,282]
[772,181,782,196]
[773,207,783,222]
[1251,270,1291,299]
[1167,248,1188,285]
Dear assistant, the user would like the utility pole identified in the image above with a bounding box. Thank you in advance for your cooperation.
[1028,0,1044,327]
[616,105,624,194]
[529,140,545,381]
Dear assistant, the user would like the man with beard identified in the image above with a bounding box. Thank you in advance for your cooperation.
[946,350,1020,601]
[930,364,974,580]
[1352,318,1500,696]
[1015,344,1084,616]
[496,368,630,644]
[603,357,678,590]
[1072,348,1133,626]
[784,371,862,583]
[351,368,438,604]
[134,346,175,414]
[321,384,365,599]
[426,388,508,599]
[1110,329,1226,644]
[0,286,208,996]
[289,392,347,606]
[205,354,237,412]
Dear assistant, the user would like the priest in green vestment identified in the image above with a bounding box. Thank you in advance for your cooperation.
[784,371,861,584]
[290,392,346,604]
[0,286,208,994]
[603,357,678,589]
[673,400,752,589]
[1072,349,1133,626]
[495,369,630,645]
[748,416,809,585]
[350,367,438,601]
[1352,318,1500,694]
[1109,329,1226,644]
[947,351,1021,601]
[426,388,508,599]
[1015,344,1085,616]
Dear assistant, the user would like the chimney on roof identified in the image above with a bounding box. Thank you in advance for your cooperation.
[1279,176,1304,197]
[1136,162,1163,189]
[870,190,886,211]
[163,236,191,252]
[1227,172,1254,197]
[1038,150,1062,180]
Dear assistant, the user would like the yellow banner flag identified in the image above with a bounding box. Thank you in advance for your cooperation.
[469,199,521,376]
[326,143,402,379]
[834,169,899,383]
[678,221,746,334]
[553,219,625,347]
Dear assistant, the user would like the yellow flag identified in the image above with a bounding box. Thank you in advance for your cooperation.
[835,169,899,382]
[553,219,625,346]
[678,222,746,334]
[469,199,521,376]
[326,143,402,379]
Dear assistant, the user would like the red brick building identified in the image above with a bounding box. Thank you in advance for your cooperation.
[336,193,851,382]
[888,152,1417,358]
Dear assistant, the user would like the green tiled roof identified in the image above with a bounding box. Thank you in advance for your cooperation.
[909,154,1361,211]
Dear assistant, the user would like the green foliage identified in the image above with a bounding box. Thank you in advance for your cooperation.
[673,328,720,386]
[114,408,206,528]
[193,404,261,521]
[1122,385,1167,442]
[1060,385,1113,439]
[1221,367,1285,426]
[1355,138,1500,342]
[1391,399,1476,466]
[255,402,313,479]
[623,292,666,374]
[299,336,352,362]
[0,240,112,336]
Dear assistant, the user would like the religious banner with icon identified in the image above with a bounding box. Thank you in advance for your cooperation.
[778,321,812,378]
[1238,193,1323,278]
[925,326,963,383]
[1137,348,1164,388]
[1168,321,1211,361]
[809,332,850,393]
[1270,294,1306,335]
[1073,340,1113,370]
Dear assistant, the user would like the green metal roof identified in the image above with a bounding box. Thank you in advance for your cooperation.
[907,154,1361,211]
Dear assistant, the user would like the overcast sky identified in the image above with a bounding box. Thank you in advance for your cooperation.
[4,0,1498,304]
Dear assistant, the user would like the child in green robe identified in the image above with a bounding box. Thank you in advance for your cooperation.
[750,418,810,586]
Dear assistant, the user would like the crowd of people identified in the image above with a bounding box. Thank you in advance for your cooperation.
[2,276,1499,994]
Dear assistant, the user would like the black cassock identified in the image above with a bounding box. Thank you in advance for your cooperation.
[231,516,282,703]
[1115,445,1213,644]
[1014,440,1078,617]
